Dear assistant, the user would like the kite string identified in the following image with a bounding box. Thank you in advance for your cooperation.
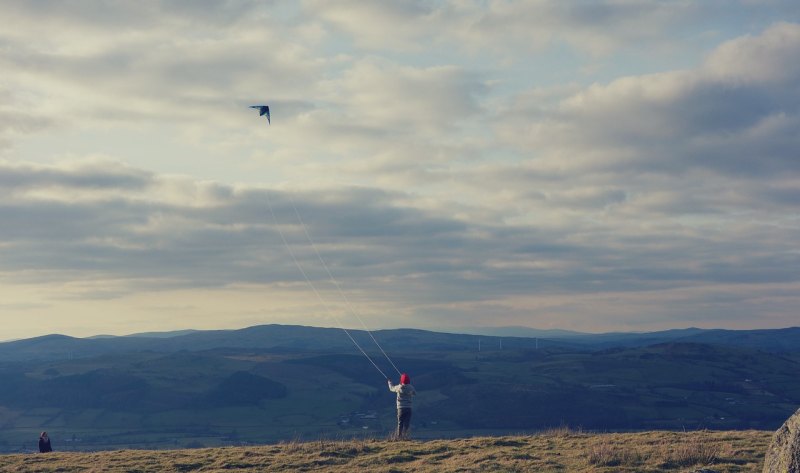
[289,197,402,377]
[265,192,389,380]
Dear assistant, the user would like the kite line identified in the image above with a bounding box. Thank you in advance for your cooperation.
[264,191,396,380]
[289,197,402,377]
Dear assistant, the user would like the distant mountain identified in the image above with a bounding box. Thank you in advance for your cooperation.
[124,329,201,338]
[679,327,800,352]
[562,326,800,352]
[0,325,557,362]
[381,325,800,353]
[1,324,798,363]
[0,333,161,361]
[88,330,201,339]
[434,326,587,338]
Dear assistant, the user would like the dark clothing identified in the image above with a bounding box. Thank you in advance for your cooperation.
[397,407,412,439]
[38,437,52,453]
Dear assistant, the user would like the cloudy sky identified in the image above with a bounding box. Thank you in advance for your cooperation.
[1,1,799,339]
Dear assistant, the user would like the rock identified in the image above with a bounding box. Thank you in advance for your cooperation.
[763,407,800,473]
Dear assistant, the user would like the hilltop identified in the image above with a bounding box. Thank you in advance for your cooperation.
[0,430,772,472]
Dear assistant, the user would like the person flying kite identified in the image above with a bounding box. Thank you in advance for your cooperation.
[249,105,270,124]
[388,373,416,439]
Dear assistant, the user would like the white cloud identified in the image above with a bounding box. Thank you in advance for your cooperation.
[705,21,800,84]
[495,22,800,181]
[1,156,799,336]
[1,3,799,336]
[306,0,440,52]
[307,0,716,57]
[333,59,485,131]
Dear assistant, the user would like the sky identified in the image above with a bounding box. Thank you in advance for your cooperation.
[1,1,799,340]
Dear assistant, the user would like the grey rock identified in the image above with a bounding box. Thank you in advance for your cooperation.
[764,407,800,473]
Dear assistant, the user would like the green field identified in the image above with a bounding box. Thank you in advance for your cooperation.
[0,332,798,452]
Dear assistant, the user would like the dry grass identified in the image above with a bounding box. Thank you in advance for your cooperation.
[0,430,771,472]
[662,439,725,467]
[587,439,648,467]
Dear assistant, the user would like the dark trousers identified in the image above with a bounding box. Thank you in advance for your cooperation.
[397,408,412,438]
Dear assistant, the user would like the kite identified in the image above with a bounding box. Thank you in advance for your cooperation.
[249,105,270,124]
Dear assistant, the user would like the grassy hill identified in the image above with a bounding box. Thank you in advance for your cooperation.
[0,325,797,451]
[0,430,773,472]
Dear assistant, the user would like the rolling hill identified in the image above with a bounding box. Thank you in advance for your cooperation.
[0,324,797,452]
[2,324,799,363]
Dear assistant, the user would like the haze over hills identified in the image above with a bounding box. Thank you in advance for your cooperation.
[2,324,798,363]
[433,326,590,338]
[0,324,798,452]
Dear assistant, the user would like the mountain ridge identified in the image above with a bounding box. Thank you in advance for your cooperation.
[2,324,798,362]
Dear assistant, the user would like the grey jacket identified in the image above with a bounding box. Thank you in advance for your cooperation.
[388,381,416,409]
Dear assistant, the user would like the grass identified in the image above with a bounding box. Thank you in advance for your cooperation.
[0,430,772,472]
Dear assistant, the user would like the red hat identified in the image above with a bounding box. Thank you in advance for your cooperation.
[400,373,410,385]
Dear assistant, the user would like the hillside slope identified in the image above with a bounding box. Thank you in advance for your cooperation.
[0,339,797,451]
[0,430,772,472]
